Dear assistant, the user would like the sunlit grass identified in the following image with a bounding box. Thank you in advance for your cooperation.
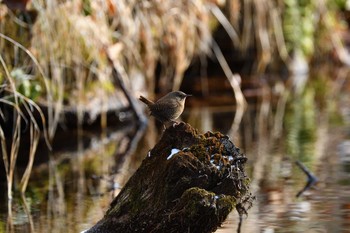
[30,0,213,100]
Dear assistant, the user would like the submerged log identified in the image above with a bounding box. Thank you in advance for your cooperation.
[86,123,252,233]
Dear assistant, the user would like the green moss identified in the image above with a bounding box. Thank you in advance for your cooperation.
[217,195,236,217]
[180,188,215,218]
[179,187,237,221]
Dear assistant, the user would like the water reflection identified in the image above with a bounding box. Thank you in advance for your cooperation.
[0,121,149,232]
[216,73,350,233]
[1,72,350,233]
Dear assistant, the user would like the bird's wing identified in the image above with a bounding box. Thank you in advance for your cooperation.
[151,101,179,112]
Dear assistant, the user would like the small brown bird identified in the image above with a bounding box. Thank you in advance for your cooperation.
[139,91,191,126]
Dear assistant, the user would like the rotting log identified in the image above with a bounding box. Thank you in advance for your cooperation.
[86,123,252,233]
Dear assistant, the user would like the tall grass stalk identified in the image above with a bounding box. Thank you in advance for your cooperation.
[19,112,40,193]
[0,50,21,200]
[0,33,51,200]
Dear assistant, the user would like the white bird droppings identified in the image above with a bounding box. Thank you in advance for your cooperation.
[167,148,181,160]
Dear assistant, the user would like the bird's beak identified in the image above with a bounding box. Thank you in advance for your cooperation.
[185,94,192,97]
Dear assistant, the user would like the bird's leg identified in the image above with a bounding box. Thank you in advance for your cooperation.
[171,121,181,127]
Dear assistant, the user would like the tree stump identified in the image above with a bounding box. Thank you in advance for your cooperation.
[86,123,252,233]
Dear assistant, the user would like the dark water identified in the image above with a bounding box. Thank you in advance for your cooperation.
[1,73,350,233]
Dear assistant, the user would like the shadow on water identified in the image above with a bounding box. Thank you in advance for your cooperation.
[1,67,350,233]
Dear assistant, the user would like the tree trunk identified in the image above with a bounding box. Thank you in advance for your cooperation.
[86,123,252,233]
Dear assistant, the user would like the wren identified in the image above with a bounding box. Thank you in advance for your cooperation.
[139,91,191,126]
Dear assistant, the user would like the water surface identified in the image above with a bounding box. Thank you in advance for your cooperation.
[0,72,349,233]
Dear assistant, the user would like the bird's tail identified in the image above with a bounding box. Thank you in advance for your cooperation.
[139,96,154,106]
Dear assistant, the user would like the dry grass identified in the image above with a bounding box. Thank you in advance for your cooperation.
[0,33,51,200]
[31,0,212,91]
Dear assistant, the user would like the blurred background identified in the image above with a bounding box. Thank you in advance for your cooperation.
[0,0,350,232]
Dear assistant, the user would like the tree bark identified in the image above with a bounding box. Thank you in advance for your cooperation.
[86,123,251,233]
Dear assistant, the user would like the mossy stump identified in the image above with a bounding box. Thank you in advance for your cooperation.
[87,123,251,233]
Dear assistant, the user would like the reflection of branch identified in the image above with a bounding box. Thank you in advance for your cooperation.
[6,199,14,233]
[115,123,147,164]
[21,193,35,232]
[295,160,318,198]
[90,123,147,196]
[236,204,245,233]
[237,214,243,233]
[235,195,254,233]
